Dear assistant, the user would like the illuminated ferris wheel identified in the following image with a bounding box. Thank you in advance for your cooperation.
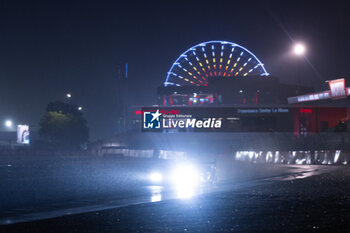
[164,41,269,86]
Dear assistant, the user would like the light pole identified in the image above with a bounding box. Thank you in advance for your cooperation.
[293,43,307,137]
[293,42,306,90]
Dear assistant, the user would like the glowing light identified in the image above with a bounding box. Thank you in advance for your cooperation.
[66,93,72,98]
[149,172,163,183]
[293,43,306,56]
[164,40,269,86]
[171,164,200,195]
[151,193,162,202]
[4,120,12,128]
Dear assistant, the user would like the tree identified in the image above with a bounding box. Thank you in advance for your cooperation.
[39,101,89,148]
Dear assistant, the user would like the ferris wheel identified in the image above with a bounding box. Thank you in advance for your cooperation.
[164,41,269,86]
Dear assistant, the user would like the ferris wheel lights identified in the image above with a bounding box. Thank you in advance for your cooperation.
[164,41,269,86]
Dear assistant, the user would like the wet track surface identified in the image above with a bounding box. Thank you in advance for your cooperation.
[2,165,350,233]
[1,164,335,225]
[0,156,344,232]
[0,156,350,232]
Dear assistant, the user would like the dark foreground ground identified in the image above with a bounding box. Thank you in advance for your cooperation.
[2,166,350,233]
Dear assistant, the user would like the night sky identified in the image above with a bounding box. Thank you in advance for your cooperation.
[1,0,349,140]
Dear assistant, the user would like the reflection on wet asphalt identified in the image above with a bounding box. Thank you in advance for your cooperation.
[2,165,350,233]
[0,164,338,225]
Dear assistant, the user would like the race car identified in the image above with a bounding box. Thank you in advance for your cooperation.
[148,160,217,188]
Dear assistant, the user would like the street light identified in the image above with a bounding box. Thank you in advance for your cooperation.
[66,93,72,98]
[78,106,82,111]
[4,120,12,128]
[293,43,306,56]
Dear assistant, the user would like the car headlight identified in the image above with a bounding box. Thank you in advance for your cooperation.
[171,164,200,187]
[149,172,163,183]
